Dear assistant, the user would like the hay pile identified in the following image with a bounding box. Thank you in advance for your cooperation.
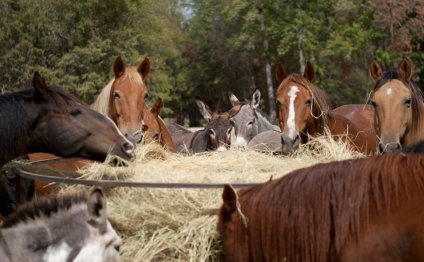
[61,135,363,261]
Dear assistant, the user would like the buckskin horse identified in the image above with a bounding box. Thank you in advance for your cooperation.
[219,152,424,261]
[168,97,235,153]
[368,57,423,154]
[275,61,377,154]
[0,188,121,261]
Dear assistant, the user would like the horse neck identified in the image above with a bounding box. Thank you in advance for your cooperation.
[0,98,39,166]
[254,110,280,132]
[157,117,176,152]
[404,101,424,147]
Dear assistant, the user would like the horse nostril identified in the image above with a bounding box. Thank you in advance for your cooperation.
[378,143,385,154]
[293,135,300,149]
[124,133,129,137]
[122,142,134,155]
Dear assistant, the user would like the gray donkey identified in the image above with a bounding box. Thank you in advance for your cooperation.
[168,97,235,153]
[0,188,121,262]
[229,90,281,151]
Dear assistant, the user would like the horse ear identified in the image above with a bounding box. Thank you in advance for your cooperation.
[369,60,383,81]
[303,61,315,82]
[87,188,108,233]
[138,56,150,80]
[32,72,48,100]
[195,96,213,121]
[276,63,288,83]
[229,93,240,107]
[399,57,413,81]
[251,89,261,109]
[113,56,125,78]
[151,97,163,117]
[222,184,237,215]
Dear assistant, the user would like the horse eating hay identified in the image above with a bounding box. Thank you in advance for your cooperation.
[219,152,424,261]
[0,188,121,262]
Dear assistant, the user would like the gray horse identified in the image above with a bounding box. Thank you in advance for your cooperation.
[168,97,234,153]
[229,89,280,149]
[0,188,121,262]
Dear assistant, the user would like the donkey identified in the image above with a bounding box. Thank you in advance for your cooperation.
[229,89,280,149]
[0,188,121,262]
[167,97,234,153]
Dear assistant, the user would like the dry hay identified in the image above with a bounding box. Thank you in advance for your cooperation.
[59,135,364,261]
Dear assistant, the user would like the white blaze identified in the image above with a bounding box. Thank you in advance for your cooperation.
[386,87,392,96]
[287,86,299,139]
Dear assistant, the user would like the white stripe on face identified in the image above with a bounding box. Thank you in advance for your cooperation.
[386,87,392,96]
[287,86,299,139]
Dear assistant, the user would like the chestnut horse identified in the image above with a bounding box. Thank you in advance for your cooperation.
[219,153,424,261]
[142,98,175,151]
[168,97,235,153]
[276,61,377,154]
[92,56,150,144]
[368,57,424,154]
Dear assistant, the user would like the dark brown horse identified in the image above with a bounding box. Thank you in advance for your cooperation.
[276,61,377,154]
[219,153,424,261]
[92,56,150,144]
[368,57,423,154]
[168,97,235,153]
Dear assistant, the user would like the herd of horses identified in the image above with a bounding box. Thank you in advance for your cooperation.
[1,55,424,261]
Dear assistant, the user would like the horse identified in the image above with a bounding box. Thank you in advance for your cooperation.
[0,188,121,261]
[0,72,134,167]
[275,61,377,154]
[229,89,280,149]
[218,153,424,261]
[142,98,175,151]
[368,57,424,154]
[167,97,235,153]
[91,55,150,144]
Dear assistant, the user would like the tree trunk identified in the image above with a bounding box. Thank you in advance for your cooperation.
[258,7,276,122]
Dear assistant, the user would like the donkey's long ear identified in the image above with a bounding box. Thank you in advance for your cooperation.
[222,184,238,217]
[195,96,213,121]
[303,61,315,82]
[151,97,163,117]
[33,72,48,100]
[369,60,383,81]
[399,57,413,81]
[87,188,108,233]
[251,89,261,109]
[138,56,150,80]
[276,63,288,83]
[229,92,240,107]
[113,56,125,78]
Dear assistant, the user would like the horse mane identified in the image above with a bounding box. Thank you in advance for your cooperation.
[369,70,423,134]
[233,153,424,261]
[278,74,330,131]
[2,192,87,228]
[91,67,146,116]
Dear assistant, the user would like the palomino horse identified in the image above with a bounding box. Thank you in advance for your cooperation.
[142,98,175,151]
[276,61,377,154]
[229,89,280,148]
[0,188,121,261]
[0,72,134,167]
[168,97,234,153]
[219,153,424,261]
[92,56,150,144]
[368,57,423,154]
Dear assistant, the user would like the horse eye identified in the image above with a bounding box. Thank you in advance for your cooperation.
[70,109,82,116]
[144,93,149,99]
[247,121,253,126]
[115,245,120,252]
[369,101,377,108]
[305,99,312,105]
[227,128,232,134]
[113,92,120,99]
[210,129,216,136]
[405,99,412,107]
[152,133,159,140]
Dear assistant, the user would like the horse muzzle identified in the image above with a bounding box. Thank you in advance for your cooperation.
[377,141,402,154]
[281,133,300,154]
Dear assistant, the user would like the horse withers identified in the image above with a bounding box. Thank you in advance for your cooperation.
[368,57,423,154]
[168,97,234,153]
[275,61,377,154]
[219,153,424,261]
[229,89,280,149]
[0,188,121,261]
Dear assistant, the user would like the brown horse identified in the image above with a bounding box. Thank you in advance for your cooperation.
[142,98,175,151]
[92,56,150,144]
[275,61,377,154]
[168,97,235,153]
[219,153,424,261]
[368,57,424,154]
